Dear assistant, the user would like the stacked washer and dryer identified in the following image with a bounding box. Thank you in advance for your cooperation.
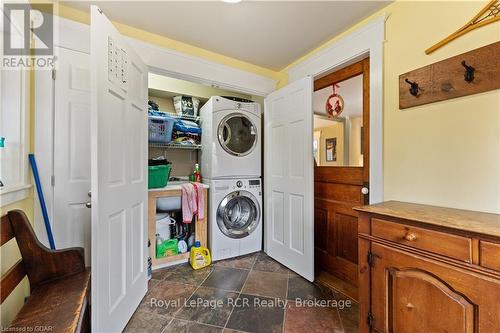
[200,96,262,261]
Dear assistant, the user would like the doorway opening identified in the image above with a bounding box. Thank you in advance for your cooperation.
[313,58,370,301]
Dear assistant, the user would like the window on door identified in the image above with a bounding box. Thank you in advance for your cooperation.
[313,73,364,167]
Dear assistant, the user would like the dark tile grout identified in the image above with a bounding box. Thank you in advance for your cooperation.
[146,251,355,333]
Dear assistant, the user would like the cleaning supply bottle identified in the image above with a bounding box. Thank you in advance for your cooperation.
[193,163,201,183]
[155,233,166,258]
[189,241,211,270]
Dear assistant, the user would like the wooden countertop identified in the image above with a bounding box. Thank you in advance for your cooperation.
[354,201,500,238]
[148,181,209,192]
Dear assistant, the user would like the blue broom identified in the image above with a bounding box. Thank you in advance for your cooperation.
[29,154,56,250]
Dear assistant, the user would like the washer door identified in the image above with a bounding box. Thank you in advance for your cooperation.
[217,191,260,239]
[218,113,258,157]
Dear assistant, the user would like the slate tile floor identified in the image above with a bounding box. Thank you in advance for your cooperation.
[125,252,359,333]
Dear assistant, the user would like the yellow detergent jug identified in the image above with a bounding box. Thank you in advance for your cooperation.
[189,241,211,270]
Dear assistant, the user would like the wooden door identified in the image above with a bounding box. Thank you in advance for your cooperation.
[314,58,369,286]
[369,243,500,333]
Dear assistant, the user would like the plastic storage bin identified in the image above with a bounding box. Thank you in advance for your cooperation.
[148,164,171,189]
[156,196,182,211]
[149,115,175,143]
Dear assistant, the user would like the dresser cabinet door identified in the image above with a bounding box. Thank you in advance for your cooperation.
[370,243,500,333]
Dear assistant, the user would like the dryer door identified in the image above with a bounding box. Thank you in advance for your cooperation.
[218,114,258,156]
[217,191,260,239]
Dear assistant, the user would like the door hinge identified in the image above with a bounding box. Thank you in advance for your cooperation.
[51,175,55,187]
[367,312,375,328]
[367,251,380,267]
[51,69,56,80]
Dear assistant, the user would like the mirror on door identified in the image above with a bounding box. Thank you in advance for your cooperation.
[313,74,364,167]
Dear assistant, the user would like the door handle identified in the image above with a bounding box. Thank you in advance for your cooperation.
[361,187,369,195]
[88,191,91,198]
[85,202,91,209]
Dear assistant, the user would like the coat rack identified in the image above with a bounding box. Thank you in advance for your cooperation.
[426,0,500,54]
[399,41,500,109]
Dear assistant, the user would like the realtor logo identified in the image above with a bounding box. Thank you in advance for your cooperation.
[2,3,53,68]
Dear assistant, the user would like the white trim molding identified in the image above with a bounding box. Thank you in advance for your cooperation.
[286,15,386,204]
[127,38,276,96]
[51,16,276,96]
[0,185,32,207]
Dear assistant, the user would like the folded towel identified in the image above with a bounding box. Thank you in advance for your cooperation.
[181,183,205,223]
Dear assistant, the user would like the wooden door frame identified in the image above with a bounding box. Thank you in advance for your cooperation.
[313,58,370,290]
[314,57,370,187]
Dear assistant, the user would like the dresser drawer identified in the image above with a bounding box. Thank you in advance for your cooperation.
[480,241,500,271]
[371,218,472,262]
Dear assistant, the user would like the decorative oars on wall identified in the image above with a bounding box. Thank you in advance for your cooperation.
[426,0,500,54]
[399,41,500,109]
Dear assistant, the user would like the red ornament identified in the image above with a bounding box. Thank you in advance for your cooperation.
[325,84,344,118]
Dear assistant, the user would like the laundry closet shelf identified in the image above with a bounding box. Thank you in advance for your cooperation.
[149,142,202,150]
[160,111,200,122]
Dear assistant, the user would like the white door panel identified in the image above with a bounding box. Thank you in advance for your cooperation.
[53,47,91,263]
[264,76,314,281]
[91,6,148,332]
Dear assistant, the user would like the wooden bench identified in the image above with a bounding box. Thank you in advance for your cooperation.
[1,210,90,332]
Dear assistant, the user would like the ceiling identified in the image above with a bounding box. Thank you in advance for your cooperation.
[61,1,390,70]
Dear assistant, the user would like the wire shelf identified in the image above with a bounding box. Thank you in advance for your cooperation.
[149,142,202,150]
[160,111,200,122]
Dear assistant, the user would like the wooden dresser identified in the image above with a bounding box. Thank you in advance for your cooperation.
[355,201,500,333]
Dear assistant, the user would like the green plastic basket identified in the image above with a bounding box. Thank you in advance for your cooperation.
[148,164,171,189]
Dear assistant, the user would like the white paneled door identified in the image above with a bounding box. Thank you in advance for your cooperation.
[90,6,148,332]
[264,76,314,281]
[53,47,91,265]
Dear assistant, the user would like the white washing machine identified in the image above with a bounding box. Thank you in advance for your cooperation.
[208,178,262,261]
[200,96,261,179]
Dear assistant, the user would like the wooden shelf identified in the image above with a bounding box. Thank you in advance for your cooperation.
[154,252,190,266]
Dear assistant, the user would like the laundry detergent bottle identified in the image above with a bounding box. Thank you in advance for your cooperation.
[189,241,211,270]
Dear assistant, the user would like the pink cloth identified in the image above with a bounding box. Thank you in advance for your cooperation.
[181,182,204,223]
[193,182,204,220]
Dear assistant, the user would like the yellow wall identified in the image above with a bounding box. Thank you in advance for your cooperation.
[287,1,500,213]
[316,124,345,166]
[348,116,364,167]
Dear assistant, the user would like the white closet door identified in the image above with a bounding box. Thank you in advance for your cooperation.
[264,76,314,281]
[53,47,91,264]
[90,6,148,332]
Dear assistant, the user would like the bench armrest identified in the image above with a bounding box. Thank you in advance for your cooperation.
[7,210,86,287]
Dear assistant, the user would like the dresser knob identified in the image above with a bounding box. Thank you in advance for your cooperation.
[404,232,417,241]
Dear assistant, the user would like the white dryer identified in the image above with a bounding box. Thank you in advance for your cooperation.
[208,178,262,261]
[200,96,261,179]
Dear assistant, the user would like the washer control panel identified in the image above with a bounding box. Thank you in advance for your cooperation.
[230,179,261,191]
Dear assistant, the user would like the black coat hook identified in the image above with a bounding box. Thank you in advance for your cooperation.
[405,78,420,96]
[461,61,475,83]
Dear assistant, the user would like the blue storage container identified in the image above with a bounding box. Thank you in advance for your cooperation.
[149,115,175,143]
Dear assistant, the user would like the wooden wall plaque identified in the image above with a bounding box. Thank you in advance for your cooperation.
[399,41,500,109]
